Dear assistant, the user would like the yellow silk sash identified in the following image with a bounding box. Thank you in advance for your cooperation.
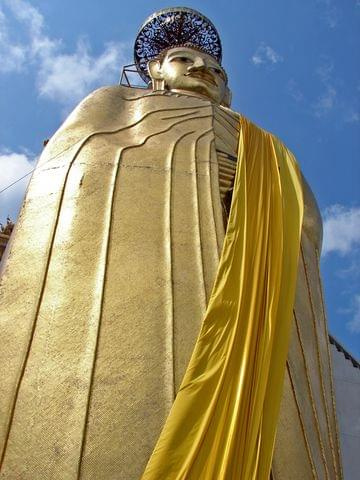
[142,116,304,479]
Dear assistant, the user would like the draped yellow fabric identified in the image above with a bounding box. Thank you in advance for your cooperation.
[141,116,304,480]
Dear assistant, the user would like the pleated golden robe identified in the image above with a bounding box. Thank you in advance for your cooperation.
[0,86,342,479]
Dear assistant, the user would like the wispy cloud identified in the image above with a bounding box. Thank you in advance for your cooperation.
[288,59,358,123]
[337,259,360,280]
[287,79,304,102]
[322,204,360,255]
[313,86,337,117]
[316,0,340,29]
[344,110,360,124]
[0,149,35,223]
[38,39,127,105]
[308,57,359,121]
[316,60,334,84]
[346,294,360,333]
[322,205,360,335]
[251,43,283,67]
[0,7,27,72]
[1,0,130,107]
[312,57,337,117]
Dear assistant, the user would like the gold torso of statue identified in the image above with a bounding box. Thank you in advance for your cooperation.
[0,33,341,480]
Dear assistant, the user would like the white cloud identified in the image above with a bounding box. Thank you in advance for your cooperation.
[287,79,304,102]
[316,60,334,83]
[344,111,360,123]
[322,205,360,255]
[312,58,359,122]
[0,0,130,106]
[251,43,283,66]
[337,259,360,280]
[0,7,27,72]
[6,0,44,35]
[38,39,127,105]
[313,85,337,117]
[312,58,337,117]
[316,0,340,29]
[3,0,58,58]
[347,294,360,333]
[0,150,35,223]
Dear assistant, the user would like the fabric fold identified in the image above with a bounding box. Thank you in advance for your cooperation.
[142,116,304,480]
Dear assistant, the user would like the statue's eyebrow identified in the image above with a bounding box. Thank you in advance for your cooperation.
[167,51,193,60]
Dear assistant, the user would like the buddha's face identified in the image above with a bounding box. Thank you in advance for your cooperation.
[148,47,228,104]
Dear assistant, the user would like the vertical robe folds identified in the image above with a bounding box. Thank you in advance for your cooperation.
[142,117,304,479]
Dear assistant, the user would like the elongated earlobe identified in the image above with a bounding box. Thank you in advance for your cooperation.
[148,60,165,91]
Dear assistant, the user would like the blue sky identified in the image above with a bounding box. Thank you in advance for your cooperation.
[0,0,359,357]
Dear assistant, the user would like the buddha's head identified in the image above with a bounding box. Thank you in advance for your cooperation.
[134,8,231,106]
[147,46,231,106]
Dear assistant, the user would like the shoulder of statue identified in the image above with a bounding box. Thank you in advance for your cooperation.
[54,86,154,137]
[84,85,153,102]
[39,85,157,165]
[68,85,152,118]
[219,105,241,122]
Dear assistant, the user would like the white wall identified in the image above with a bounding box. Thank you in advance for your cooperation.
[331,342,360,480]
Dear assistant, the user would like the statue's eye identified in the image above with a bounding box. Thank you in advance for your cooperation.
[169,56,191,64]
[210,67,225,80]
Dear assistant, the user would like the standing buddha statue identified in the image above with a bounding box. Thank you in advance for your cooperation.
[0,7,342,479]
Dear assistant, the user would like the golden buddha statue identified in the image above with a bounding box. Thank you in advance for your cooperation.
[0,7,342,479]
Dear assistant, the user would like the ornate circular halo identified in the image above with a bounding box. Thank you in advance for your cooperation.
[134,7,222,83]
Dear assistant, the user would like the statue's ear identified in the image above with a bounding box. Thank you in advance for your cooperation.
[148,59,165,91]
[148,59,163,80]
[221,86,232,108]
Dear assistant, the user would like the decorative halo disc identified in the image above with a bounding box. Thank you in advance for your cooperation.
[134,7,222,82]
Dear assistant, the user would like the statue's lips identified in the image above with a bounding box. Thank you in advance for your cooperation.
[185,71,216,86]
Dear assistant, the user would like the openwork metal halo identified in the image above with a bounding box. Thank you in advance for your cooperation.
[134,7,222,83]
